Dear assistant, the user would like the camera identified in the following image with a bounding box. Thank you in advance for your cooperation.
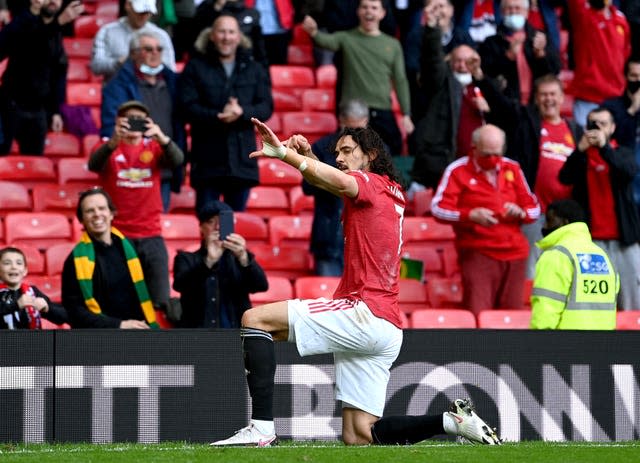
[127,118,148,133]
[586,120,600,131]
[218,210,234,241]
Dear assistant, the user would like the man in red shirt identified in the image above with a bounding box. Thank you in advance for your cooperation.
[211,120,502,447]
[431,124,540,314]
[88,100,184,315]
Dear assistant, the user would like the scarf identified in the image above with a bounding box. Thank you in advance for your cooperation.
[0,283,42,329]
[72,227,158,329]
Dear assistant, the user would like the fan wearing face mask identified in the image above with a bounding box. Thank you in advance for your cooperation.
[478,0,561,107]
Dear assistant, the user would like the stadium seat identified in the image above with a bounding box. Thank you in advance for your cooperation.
[315,64,337,89]
[246,186,290,219]
[410,309,476,328]
[287,44,314,66]
[294,276,340,299]
[5,212,73,249]
[301,88,336,112]
[401,243,443,278]
[0,181,32,212]
[477,310,532,329]
[169,185,196,213]
[560,93,574,119]
[81,133,103,157]
[67,58,91,82]
[280,111,338,141]
[66,82,102,107]
[403,216,455,243]
[28,275,62,304]
[251,244,312,280]
[234,212,269,246]
[269,65,315,88]
[268,215,312,247]
[398,278,428,313]
[73,15,110,38]
[616,311,640,330]
[160,214,200,249]
[63,37,93,59]
[250,275,294,305]
[14,243,45,275]
[44,242,75,276]
[410,188,433,217]
[56,158,99,185]
[32,183,92,217]
[291,23,313,45]
[95,1,119,18]
[258,157,303,189]
[166,242,199,273]
[0,156,57,188]
[426,277,463,308]
[523,278,533,307]
[44,132,82,157]
[289,185,314,215]
[272,88,303,111]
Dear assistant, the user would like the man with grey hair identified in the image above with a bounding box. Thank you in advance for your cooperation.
[90,0,176,81]
[100,30,185,212]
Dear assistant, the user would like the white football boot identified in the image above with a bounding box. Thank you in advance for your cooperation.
[446,398,502,445]
[209,422,277,447]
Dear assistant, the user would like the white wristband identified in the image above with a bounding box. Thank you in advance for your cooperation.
[298,159,308,172]
[262,142,286,159]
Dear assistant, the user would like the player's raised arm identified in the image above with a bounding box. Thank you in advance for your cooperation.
[250,118,358,198]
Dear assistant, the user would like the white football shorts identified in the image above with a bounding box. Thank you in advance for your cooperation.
[287,297,403,417]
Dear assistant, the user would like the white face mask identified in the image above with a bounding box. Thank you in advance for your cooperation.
[503,14,526,31]
[453,72,473,87]
[139,63,165,76]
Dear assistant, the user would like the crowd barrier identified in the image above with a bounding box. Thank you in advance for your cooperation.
[1,329,638,443]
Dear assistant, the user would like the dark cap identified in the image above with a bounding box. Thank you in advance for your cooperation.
[117,100,150,117]
[196,200,233,223]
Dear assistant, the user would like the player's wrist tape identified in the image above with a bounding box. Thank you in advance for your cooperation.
[298,159,308,172]
[263,142,286,159]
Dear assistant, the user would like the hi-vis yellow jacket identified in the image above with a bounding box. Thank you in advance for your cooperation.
[530,222,618,330]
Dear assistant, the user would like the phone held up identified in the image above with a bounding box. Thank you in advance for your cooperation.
[586,120,599,131]
[219,210,234,241]
[127,118,147,133]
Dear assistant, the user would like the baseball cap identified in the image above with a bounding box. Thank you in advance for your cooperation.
[130,0,158,14]
[197,200,233,223]
[117,100,150,117]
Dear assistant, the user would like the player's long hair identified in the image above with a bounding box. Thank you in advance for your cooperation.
[336,127,403,187]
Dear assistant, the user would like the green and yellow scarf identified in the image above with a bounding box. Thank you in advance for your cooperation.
[72,227,158,329]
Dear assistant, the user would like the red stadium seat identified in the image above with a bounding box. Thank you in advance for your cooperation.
[28,275,62,304]
[280,111,338,140]
[269,65,315,88]
[66,82,102,107]
[272,88,303,112]
[0,156,57,188]
[291,23,313,45]
[250,275,294,305]
[289,185,314,215]
[0,181,32,211]
[268,215,312,247]
[477,310,532,329]
[616,311,640,330]
[401,243,443,278]
[96,1,119,18]
[82,134,103,157]
[73,15,110,38]
[294,276,340,299]
[166,243,199,273]
[411,188,433,217]
[44,242,75,276]
[258,157,302,189]
[160,214,200,249]
[67,58,91,82]
[301,88,336,112]
[287,44,314,66]
[169,185,196,213]
[13,243,45,275]
[56,158,100,185]
[411,308,476,328]
[234,212,269,246]
[251,244,312,280]
[560,93,574,119]
[246,186,290,219]
[315,64,337,89]
[44,132,82,157]
[5,212,73,249]
[403,216,455,243]
[63,37,94,59]
[398,278,428,313]
[32,183,92,217]
[426,277,463,308]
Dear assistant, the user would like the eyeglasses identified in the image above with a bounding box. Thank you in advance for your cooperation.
[140,45,163,53]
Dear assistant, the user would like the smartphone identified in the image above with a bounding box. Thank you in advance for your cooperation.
[128,118,147,133]
[586,120,599,131]
[219,210,234,241]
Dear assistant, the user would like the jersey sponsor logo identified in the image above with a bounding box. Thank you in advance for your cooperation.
[577,253,609,275]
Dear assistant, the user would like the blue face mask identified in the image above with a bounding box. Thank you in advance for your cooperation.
[503,14,526,31]
[139,63,165,76]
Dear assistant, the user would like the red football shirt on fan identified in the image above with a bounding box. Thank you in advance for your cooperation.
[99,138,164,238]
[534,120,575,211]
[586,145,619,240]
[333,171,405,329]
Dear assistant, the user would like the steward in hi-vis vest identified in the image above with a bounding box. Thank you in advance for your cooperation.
[530,200,618,329]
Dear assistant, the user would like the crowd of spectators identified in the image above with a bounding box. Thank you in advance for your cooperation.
[0,0,638,330]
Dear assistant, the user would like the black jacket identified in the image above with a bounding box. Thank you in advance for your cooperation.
[0,286,68,329]
[173,246,268,328]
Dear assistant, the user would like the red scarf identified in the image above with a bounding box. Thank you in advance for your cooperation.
[0,283,42,330]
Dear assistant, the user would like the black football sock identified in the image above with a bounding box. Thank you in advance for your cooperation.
[371,414,445,445]
[241,327,276,421]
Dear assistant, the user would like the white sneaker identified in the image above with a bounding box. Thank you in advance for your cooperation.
[209,423,277,447]
[446,398,502,445]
